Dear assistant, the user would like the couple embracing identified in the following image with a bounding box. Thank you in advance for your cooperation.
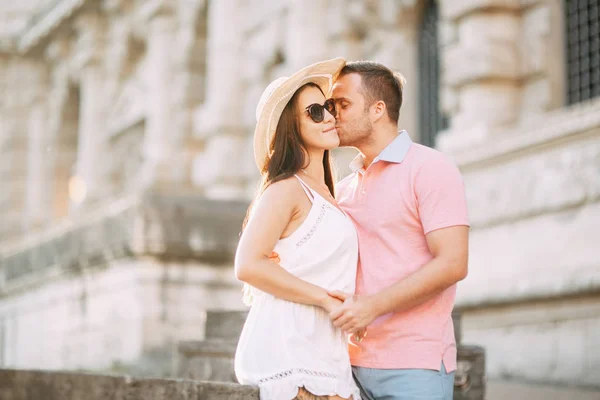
[234,58,469,400]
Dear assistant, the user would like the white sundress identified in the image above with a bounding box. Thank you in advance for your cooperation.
[235,175,362,400]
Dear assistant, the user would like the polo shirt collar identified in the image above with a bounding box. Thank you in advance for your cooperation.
[349,130,413,173]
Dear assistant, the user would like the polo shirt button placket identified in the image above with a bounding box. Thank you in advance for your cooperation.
[359,175,367,205]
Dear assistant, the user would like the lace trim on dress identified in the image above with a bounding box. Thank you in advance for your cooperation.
[257,368,362,400]
[257,368,338,384]
[296,204,327,248]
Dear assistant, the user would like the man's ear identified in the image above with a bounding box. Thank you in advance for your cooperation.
[371,100,387,122]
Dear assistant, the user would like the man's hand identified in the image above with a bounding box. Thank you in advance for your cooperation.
[328,290,379,334]
[268,251,280,264]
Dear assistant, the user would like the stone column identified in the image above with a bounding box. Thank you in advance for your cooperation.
[25,66,51,228]
[73,13,109,206]
[44,38,75,220]
[141,2,184,188]
[192,0,247,199]
[285,0,329,69]
[0,57,28,239]
[437,0,521,151]
[370,2,419,140]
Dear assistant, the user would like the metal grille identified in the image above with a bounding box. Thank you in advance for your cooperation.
[565,0,600,104]
[418,0,448,148]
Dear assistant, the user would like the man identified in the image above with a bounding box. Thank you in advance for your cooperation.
[329,61,469,400]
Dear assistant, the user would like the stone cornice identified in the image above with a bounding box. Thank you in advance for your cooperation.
[0,191,249,293]
[441,97,600,170]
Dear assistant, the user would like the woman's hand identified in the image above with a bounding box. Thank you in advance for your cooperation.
[321,294,344,314]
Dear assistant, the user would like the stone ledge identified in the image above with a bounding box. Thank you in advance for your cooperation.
[439,97,600,169]
[178,340,238,358]
[0,369,259,400]
[177,340,239,382]
[0,191,249,293]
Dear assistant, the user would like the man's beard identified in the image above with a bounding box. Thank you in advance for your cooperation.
[339,118,372,147]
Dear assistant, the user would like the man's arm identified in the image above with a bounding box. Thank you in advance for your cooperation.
[330,225,468,333]
[330,152,470,333]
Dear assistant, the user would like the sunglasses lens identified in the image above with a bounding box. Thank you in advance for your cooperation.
[308,105,324,123]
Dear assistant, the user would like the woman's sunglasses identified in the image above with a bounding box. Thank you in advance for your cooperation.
[305,98,336,123]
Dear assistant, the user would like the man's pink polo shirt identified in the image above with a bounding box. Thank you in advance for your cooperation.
[336,131,469,372]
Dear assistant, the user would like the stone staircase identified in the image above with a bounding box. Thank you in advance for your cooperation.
[0,369,259,400]
[176,310,486,399]
[176,310,247,382]
[1,310,484,399]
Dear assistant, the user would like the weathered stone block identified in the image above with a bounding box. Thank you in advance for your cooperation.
[444,14,520,87]
[440,0,520,21]
[177,340,239,382]
[520,4,551,78]
[205,310,248,341]
[461,297,600,387]
[453,82,520,128]
[454,345,486,400]
[0,369,259,400]
[521,77,551,117]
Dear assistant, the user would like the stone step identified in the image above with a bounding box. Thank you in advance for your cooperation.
[184,310,484,398]
[177,339,239,383]
[454,345,486,400]
[0,369,259,400]
[205,310,248,341]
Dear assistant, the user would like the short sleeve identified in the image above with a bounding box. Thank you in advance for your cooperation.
[414,153,469,235]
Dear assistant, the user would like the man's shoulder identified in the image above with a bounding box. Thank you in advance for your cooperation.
[409,143,459,173]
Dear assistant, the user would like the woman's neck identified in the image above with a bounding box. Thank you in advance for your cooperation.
[300,151,326,185]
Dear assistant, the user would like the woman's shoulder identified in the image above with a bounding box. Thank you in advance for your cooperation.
[260,176,305,206]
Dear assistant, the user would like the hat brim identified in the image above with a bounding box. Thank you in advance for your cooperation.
[253,57,346,171]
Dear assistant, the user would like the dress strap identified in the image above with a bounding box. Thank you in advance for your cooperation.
[294,174,315,202]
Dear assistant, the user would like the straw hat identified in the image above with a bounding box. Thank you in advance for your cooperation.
[253,57,346,170]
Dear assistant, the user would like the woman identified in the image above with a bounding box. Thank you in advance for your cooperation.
[234,58,361,400]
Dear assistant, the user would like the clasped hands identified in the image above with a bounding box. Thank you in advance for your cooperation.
[326,290,376,342]
[269,252,376,340]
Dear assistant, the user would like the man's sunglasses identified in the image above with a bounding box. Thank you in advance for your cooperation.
[305,98,336,123]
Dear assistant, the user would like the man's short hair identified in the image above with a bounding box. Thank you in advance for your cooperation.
[339,61,405,123]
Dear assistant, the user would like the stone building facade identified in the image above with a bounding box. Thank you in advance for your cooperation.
[0,0,598,394]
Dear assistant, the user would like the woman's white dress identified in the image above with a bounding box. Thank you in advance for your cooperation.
[235,175,361,400]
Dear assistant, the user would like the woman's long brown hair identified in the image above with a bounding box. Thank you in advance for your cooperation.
[241,83,336,305]
[243,82,336,230]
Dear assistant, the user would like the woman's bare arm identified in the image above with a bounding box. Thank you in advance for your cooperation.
[235,178,341,312]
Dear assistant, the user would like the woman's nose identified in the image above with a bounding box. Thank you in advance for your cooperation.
[324,110,335,123]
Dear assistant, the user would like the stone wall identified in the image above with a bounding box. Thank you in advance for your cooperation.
[0,369,259,400]
[0,0,598,393]
[0,191,248,374]
[450,88,600,388]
